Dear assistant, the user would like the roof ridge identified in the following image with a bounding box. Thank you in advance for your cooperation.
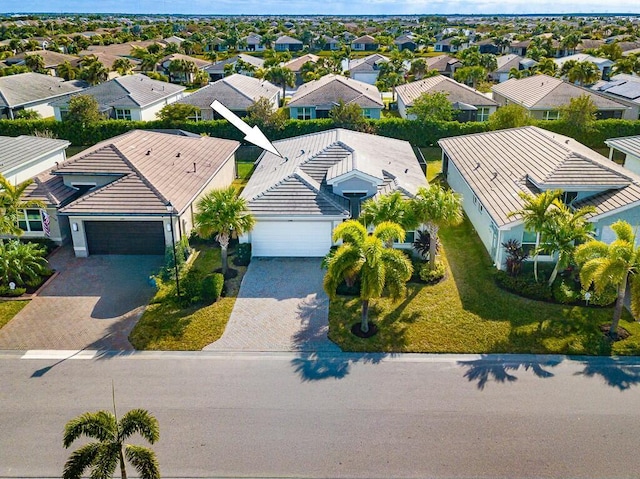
[59,142,133,169]
[292,169,350,215]
[32,176,59,205]
[61,173,134,209]
[221,75,254,102]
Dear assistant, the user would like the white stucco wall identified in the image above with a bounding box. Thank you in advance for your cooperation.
[3,149,67,184]
[350,72,379,85]
[622,153,640,176]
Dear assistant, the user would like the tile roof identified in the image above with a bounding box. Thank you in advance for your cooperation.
[283,54,320,72]
[288,74,383,109]
[242,128,426,216]
[439,126,640,227]
[491,74,628,110]
[494,54,529,73]
[424,54,462,72]
[22,173,77,207]
[0,135,69,176]
[348,54,388,73]
[275,35,302,45]
[85,40,162,57]
[0,72,83,108]
[204,54,264,74]
[178,74,279,110]
[79,51,141,70]
[396,75,497,108]
[57,130,239,215]
[605,135,640,158]
[554,53,613,68]
[5,50,79,68]
[352,35,377,44]
[158,53,211,70]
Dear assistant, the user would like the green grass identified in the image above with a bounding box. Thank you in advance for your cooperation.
[0,301,28,330]
[129,244,247,350]
[232,161,256,192]
[66,145,89,157]
[328,218,640,355]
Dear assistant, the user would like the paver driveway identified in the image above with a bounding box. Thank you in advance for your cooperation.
[0,247,163,351]
[205,258,340,352]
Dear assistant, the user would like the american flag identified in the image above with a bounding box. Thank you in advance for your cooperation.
[41,210,50,238]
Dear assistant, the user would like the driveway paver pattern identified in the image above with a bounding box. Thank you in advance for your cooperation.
[205,258,340,352]
[0,247,162,350]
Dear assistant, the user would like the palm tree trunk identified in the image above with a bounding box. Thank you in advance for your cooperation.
[361,299,369,333]
[548,261,560,287]
[533,255,539,282]
[218,232,230,276]
[427,223,439,269]
[119,449,127,479]
[611,271,629,339]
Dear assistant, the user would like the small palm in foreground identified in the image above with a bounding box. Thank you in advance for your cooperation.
[575,220,640,339]
[0,174,45,236]
[324,220,413,334]
[63,408,160,479]
[195,186,255,276]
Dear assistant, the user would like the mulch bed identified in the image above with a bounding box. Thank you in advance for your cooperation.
[600,324,631,342]
[351,322,379,338]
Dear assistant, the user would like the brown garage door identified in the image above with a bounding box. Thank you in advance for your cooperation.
[85,221,165,255]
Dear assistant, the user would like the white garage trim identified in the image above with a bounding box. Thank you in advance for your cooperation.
[250,220,333,257]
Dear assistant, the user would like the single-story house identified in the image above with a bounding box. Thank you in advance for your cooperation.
[489,54,537,83]
[204,54,264,82]
[176,73,280,120]
[554,53,614,81]
[491,74,630,120]
[439,126,640,269]
[205,37,228,53]
[21,130,239,256]
[78,51,141,79]
[156,53,212,84]
[605,135,640,175]
[473,38,500,54]
[275,35,304,52]
[434,37,469,53]
[396,75,497,121]
[85,40,163,59]
[283,54,321,85]
[287,74,384,120]
[0,72,84,119]
[240,128,427,257]
[347,53,389,85]
[161,35,185,47]
[351,35,378,51]
[4,50,80,77]
[0,135,70,184]
[423,54,462,78]
[240,34,265,52]
[509,40,531,57]
[321,35,341,51]
[51,73,185,122]
[394,35,417,51]
[591,74,640,120]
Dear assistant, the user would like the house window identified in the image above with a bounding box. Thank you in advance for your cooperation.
[562,191,578,204]
[394,230,416,244]
[521,230,538,256]
[297,107,313,120]
[59,109,70,121]
[115,108,132,120]
[17,209,44,232]
[362,108,372,119]
[542,110,560,120]
[188,110,202,121]
[477,107,490,122]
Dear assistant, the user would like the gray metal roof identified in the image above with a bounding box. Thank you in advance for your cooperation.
[275,35,302,45]
[0,135,69,177]
[242,128,426,217]
[492,74,628,110]
[439,126,640,227]
[178,74,279,111]
[605,135,640,158]
[396,75,497,108]
[348,54,388,73]
[0,72,83,108]
[288,74,383,109]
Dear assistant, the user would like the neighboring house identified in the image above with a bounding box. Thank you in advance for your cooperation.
[156,53,211,84]
[283,53,321,85]
[31,130,240,257]
[321,35,340,51]
[554,53,614,81]
[205,37,228,53]
[347,53,389,85]
[287,74,384,120]
[0,135,69,185]
[591,74,640,120]
[51,73,185,122]
[396,75,497,121]
[490,54,537,83]
[161,35,184,47]
[474,38,500,54]
[78,51,141,79]
[351,35,378,51]
[434,37,469,53]
[0,72,84,119]
[491,74,629,120]
[240,128,427,257]
[4,50,79,77]
[605,135,640,175]
[394,34,417,51]
[423,54,462,78]
[176,74,280,120]
[275,35,304,52]
[240,34,264,52]
[509,40,530,57]
[85,40,162,58]
[439,126,640,269]
[204,54,264,81]
[575,39,605,53]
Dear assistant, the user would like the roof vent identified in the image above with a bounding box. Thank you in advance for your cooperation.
[193,162,197,173]
[176,152,181,158]
[475,162,480,170]
[404,168,408,173]
[146,149,151,155]
[492,171,498,180]
[565,139,570,144]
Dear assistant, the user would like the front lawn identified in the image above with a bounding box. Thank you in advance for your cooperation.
[328,218,640,355]
[129,244,246,350]
[0,301,28,330]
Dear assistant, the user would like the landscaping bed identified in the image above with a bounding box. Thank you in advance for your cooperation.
[0,300,28,330]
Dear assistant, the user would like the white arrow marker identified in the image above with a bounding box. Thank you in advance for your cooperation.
[211,100,283,158]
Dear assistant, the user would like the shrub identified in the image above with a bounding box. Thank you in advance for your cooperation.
[202,273,224,303]
[180,270,204,305]
[581,287,616,307]
[0,285,27,297]
[552,277,581,304]
[336,280,361,296]
[494,270,553,302]
[234,243,251,266]
[419,261,446,284]
[412,230,438,259]
[502,239,529,277]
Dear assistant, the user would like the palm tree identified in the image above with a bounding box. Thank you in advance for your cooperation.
[264,66,295,106]
[113,57,134,75]
[411,185,463,269]
[24,53,45,73]
[0,240,48,286]
[0,174,45,236]
[508,190,562,282]
[79,59,109,85]
[63,408,160,479]
[575,220,640,339]
[359,192,417,243]
[57,60,77,80]
[323,220,413,334]
[194,186,255,276]
[535,57,559,76]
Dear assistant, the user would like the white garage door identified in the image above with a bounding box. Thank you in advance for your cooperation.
[251,221,333,257]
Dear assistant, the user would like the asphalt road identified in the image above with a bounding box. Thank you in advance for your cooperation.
[1,351,640,478]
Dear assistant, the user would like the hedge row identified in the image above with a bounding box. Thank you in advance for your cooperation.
[1,117,639,149]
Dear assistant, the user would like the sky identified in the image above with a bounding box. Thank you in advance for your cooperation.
[4,0,640,15]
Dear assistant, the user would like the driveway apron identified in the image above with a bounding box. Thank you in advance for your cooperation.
[205,258,340,352]
[0,246,163,351]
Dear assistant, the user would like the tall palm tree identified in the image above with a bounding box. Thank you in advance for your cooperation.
[508,190,562,282]
[57,60,77,80]
[264,66,295,106]
[324,220,413,334]
[0,174,45,236]
[194,186,255,276]
[535,57,559,76]
[63,408,160,479]
[359,191,417,244]
[113,57,134,76]
[24,53,45,73]
[411,185,463,269]
[575,220,640,339]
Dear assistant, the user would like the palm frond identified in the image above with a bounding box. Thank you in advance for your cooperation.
[119,409,159,444]
[62,442,100,479]
[125,445,161,479]
[89,443,120,479]
[63,411,116,448]
[611,220,635,244]
[575,241,610,264]
[332,220,367,244]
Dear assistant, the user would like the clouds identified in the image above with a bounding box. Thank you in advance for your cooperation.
[7,0,640,14]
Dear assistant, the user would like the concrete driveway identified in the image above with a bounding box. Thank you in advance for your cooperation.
[0,247,163,351]
[205,258,340,352]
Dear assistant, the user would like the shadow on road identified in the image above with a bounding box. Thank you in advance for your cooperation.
[457,355,564,390]
[291,352,390,381]
[571,356,640,391]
